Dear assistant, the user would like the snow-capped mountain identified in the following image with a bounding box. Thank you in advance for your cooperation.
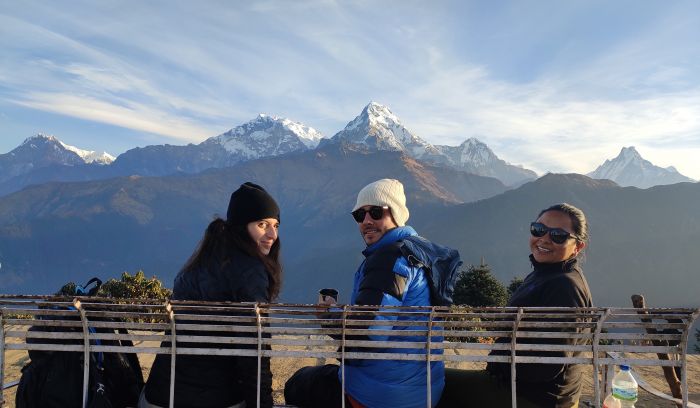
[324,102,536,186]
[436,138,537,186]
[208,114,323,157]
[326,102,442,159]
[587,146,694,188]
[0,134,113,184]
[111,114,323,177]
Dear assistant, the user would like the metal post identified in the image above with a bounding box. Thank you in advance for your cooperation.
[0,310,5,407]
[592,309,611,408]
[426,308,435,408]
[341,305,348,408]
[680,310,700,408]
[511,308,523,408]
[255,304,262,408]
[605,364,615,397]
[73,299,90,408]
[166,301,176,408]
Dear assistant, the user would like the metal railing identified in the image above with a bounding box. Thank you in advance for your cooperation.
[1,295,698,408]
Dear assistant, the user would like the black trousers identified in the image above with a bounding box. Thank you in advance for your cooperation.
[435,368,567,408]
[284,364,348,408]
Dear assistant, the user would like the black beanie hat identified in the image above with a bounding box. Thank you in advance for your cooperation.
[226,182,280,226]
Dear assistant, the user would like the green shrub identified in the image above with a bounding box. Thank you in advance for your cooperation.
[453,263,508,307]
[98,270,171,300]
[56,271,171,300]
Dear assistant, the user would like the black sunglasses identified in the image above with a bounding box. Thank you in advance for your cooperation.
[530,222,578,244]
[351,206,388,223]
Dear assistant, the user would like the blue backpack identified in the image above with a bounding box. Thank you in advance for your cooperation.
[400,235,462,307]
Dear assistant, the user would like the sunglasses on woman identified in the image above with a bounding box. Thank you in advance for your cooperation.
[530,222,578,244]
[351,206,388,223]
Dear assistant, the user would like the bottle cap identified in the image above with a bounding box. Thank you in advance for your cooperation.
[620,365,630,370]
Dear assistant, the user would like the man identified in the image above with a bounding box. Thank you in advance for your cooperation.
[284,178,461,408]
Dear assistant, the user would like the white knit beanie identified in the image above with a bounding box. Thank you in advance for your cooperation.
[352,179,409,226]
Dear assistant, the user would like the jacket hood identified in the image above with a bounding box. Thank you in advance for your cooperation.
[400,235,462,307]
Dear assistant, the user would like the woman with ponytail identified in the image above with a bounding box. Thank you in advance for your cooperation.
[142,182,282,408]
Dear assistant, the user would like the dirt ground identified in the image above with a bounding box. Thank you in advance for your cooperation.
[2,336,699,407]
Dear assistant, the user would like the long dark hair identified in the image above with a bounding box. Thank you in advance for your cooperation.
[180,217,282,300]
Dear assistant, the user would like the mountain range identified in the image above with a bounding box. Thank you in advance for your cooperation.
[3,102,694,198]
[0,102,539,196]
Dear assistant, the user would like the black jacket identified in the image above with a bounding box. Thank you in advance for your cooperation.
[145,248,273,408]
[487,255,593,408]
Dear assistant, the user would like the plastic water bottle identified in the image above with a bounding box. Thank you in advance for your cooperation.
[612,365,638,407]
[603,393,621,408]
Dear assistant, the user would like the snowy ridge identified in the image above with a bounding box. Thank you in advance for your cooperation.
[0,133,109,185]
[18,134,114,164]
[329,102,536,186]
[587,147,694,188]
[437,138,498,167]
[59,141,115,164]
[211,114,323,158]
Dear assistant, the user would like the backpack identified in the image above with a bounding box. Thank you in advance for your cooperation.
[399,235,462,307]
[16,278,144,408]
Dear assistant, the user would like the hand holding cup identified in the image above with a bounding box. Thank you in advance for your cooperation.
[318,288,338,306]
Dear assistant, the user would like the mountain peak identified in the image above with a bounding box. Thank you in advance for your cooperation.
[361,101,401,124]
[588,146,693,188]
[329,102,435,157]
[618,146,642,161]
[452,137,496,165]
[211,114,323,156]
[434,137,536,186]
[22,133,59,146]
[17,134,114,164]
[459,137,491,152]
[248,114,323,147]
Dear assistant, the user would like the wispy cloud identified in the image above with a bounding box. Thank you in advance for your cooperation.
[1,0,699,178]
[10,92,218,141]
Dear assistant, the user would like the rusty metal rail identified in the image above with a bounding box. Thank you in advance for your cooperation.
[0,295,698,408]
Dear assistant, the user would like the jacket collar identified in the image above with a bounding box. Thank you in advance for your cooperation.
[362,226,417,257]
[529,253,578,274]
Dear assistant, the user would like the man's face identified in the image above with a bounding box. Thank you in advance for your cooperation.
[353,205,398,246]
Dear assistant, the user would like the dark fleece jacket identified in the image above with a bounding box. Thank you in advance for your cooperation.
[487,255,593,408]
[145,247,273,408]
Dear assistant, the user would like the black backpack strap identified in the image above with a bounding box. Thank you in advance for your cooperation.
[76,278,102,296]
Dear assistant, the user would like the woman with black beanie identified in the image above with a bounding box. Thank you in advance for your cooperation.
[141,182,282,408]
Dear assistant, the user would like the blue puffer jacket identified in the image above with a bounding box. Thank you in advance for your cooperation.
[341,226,459,408]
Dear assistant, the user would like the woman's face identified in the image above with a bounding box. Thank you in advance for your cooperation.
[247,218,279,256]
[530,210,585,263]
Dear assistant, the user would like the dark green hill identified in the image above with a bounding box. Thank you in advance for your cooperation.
[416,173,700,308]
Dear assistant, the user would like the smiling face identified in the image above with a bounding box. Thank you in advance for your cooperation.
[356,205,398,246]
[246,218,279,255]
[530,210,586,263]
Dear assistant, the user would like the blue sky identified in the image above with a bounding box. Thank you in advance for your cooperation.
[1,0,699,178]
